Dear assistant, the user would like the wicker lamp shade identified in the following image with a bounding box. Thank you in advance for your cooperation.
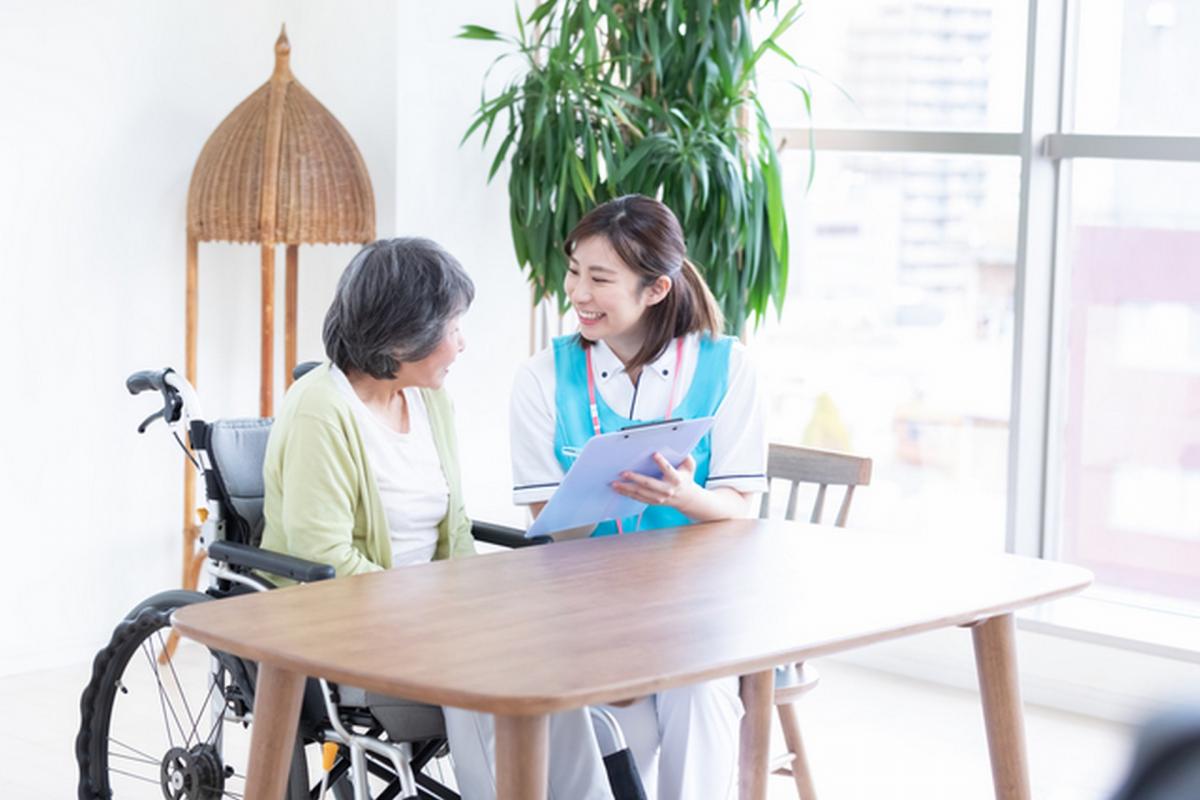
[186,29,375,244]
[184,25,376,417]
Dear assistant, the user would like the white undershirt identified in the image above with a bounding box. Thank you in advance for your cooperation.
[509,333,768,505]
[330,365,448,567]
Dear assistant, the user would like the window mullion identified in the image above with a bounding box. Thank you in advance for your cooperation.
[774,128,1021,156]
[1007,0,1069,558]
[1044,133,1200,162]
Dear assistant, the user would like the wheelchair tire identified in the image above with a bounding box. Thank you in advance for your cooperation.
[75,590,312,800]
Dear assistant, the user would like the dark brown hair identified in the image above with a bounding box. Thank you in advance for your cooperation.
[564,194,724,371]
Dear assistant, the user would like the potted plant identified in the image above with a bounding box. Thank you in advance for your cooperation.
[459,0,805,335]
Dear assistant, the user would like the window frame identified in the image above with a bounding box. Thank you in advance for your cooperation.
[771,0,1200,656]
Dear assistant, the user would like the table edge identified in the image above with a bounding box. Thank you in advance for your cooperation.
[172,573,1091,715]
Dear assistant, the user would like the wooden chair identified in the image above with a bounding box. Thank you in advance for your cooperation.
[758,443,873,799]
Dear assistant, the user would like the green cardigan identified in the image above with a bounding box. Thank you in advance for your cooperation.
[260,364,476,580]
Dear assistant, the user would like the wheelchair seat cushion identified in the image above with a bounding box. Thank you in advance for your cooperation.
[339,685,447,742]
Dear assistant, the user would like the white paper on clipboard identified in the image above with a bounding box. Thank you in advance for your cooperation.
[526,416,715,537]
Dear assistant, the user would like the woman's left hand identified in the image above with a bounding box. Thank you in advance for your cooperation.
[612,453,699,509]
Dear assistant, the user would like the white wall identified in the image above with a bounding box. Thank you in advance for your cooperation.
[0,0,534,677]
[389,2,532,529]
[0,0,403,675]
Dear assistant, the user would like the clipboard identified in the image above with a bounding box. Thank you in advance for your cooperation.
[526,416,716,538]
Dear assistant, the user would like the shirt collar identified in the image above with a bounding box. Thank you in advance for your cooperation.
[589,340,625,384]
[590,337,683,384]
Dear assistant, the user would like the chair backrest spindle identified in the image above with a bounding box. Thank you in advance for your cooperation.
[834,484,857,527]
[810,483,828,524]
[785,481,801,521]
[759,444,872,529]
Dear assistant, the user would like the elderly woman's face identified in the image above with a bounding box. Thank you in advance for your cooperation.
[396,315,466,389]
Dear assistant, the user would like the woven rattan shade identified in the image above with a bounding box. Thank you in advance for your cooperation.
[186,29,375,244]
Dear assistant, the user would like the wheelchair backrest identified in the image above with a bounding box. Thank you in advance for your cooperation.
[194,418,273,546]
[190,363,316,546]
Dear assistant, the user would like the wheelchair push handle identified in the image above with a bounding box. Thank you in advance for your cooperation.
[126,367,203,433]
[126,368,170,396]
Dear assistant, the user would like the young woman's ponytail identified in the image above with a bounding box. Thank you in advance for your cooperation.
[677,257,724,339]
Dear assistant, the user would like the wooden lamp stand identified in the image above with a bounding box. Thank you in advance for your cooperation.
[176,26,376,620]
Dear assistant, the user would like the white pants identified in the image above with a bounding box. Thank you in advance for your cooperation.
[443,677,742,800]
[443,705,614,800]
[602,677,744,800]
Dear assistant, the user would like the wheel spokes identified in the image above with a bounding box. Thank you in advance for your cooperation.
[155,629,201,746]
[139,636,189,747]
[107,765,161,785]
[109,736,160,764]
[110,636,249,798]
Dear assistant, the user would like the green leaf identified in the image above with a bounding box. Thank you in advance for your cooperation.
[572,155,595,202]
[488,128,517,182]
[459,111,489,147]
[735,2,801,92]
[765,39,797,67]
[530,94,549,140]
[510,201,529,265]
[693,151,710,205]
[764,147,786,263]
[456,24,505,42]
[609,137,658,184]
[527,0,557,27]
[553,159,570,232]
[523,163,536,226]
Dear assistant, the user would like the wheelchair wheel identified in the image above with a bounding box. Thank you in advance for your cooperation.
[76,590,312,800]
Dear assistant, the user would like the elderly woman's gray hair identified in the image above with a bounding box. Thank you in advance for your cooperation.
[322,237,474,379]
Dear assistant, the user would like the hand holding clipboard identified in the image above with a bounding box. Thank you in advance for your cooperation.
[525,416,715,538]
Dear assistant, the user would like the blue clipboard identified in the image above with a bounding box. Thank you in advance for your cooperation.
[526,416,716,537]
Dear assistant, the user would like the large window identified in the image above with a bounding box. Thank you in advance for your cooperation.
[758,0,1027,131]
[756,0,1200,643]
[755,0,1023,554]
[1047,0,1200,615]
[755,150,1018,553]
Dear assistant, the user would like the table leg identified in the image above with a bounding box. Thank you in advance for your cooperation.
[739,669,774,800]
[971,613,1031,800]
[496,712,549,800]
[244,663,307,800]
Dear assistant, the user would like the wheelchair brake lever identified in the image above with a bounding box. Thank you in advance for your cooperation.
[137,409,165,433]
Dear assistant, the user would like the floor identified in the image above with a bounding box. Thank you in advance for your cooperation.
[6,647,1132,799]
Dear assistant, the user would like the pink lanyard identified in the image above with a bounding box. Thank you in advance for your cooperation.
[585,338,685,534]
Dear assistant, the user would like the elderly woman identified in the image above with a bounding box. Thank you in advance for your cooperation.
[261,238,614,799]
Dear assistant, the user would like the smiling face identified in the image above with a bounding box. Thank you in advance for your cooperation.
[394,315,465,389]
[565,235,671,346]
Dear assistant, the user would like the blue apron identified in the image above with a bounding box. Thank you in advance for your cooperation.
[552,334,733,535]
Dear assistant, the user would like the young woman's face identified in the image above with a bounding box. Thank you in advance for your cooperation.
[396,314,465,389]
[565,235,668,343]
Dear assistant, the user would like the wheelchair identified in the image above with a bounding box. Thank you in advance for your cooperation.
[76,365,645,800]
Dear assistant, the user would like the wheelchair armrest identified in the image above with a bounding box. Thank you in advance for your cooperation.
[208,540,336,583]
[471,520,552,548]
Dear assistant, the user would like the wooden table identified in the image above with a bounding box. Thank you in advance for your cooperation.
[172,519,1091,800]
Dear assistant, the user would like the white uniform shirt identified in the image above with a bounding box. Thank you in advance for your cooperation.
[510,333,768,505]
[331,365,448,566]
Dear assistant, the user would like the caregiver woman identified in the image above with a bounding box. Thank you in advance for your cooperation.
[509,194,769,800]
